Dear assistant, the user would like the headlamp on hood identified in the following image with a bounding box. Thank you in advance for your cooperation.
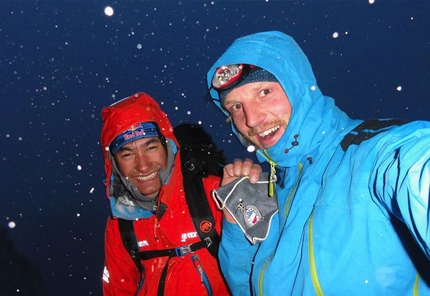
[211,64,278,104]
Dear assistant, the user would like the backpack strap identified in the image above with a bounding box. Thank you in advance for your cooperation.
[117,163,220,294]
[341,119,407,151]
[118,219,143,273]
[118,218,213,296]
[139,237,214,296]
[181,157,221,259]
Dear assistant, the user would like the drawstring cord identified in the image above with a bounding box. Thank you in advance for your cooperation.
[283,134,299,154]
[153,189,164,242]
[260,150,278,198]
[258,133,314,194]
[269,160,276,197]
[263,133,300,196]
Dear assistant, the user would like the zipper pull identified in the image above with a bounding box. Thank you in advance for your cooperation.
[154,218,159,242]
[259,150,278,197]
[269,160,276,197]
[191,255,213,296]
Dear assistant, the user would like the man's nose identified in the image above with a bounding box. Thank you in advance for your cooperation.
[135,153,150,171]
[244,103,265,128]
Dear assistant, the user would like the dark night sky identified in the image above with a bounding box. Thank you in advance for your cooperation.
[1,1,429,295]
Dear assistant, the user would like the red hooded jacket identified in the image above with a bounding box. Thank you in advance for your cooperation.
[100,92,229,295]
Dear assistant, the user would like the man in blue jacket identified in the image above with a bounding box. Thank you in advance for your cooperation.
[206,31,430,295]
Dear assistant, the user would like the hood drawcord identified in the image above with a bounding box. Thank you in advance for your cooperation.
[271,133,300,191]
[262,134,300,196]
[261,150,278,198]
[154,218,160,242]
[153,189,168,242]
[276,134,299,190]
[284,134,299,154]
[269,161,277,197]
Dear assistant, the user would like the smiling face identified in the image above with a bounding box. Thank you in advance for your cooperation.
[223,81,292,150]
[114,137,167,199]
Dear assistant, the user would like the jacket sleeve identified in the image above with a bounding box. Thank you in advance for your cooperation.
[204,175,258,294]
[372,121,430,258]
[219,219,258,296]
[103,217,142,295]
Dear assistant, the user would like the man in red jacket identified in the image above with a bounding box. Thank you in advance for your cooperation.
[100,92,260,295]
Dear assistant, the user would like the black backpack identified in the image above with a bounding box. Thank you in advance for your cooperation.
[118,123,227,295]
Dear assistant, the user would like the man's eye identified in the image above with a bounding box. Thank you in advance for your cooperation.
[261,89,271,96]
[230,103,242,111]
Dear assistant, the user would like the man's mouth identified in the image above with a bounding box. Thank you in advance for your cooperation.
[135,171,158,181]
[258,126,280,138]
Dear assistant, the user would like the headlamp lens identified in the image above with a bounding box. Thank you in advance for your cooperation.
[211,64,261,94]
[212,64,244,90]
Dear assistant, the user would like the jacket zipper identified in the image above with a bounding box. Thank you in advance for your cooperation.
[308,211,323,296]
[191,254,212,296]
[258,162,303,295]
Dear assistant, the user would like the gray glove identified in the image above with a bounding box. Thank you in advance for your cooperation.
[212,172,278,244]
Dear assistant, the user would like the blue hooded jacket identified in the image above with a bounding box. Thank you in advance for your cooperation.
[207,31,430,295]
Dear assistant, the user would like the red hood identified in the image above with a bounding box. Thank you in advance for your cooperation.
[100,92,179,199]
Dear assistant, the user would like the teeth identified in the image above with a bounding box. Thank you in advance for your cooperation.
[259,126,280,138]
[136,171,158,181]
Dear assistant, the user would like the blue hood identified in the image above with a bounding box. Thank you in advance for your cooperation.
[207,31,358,167]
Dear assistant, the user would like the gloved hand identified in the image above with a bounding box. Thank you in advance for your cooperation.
[212,172,278,244]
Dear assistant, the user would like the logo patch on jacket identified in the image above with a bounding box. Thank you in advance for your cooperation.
[200,220,213,233]
[181,232,198,242]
